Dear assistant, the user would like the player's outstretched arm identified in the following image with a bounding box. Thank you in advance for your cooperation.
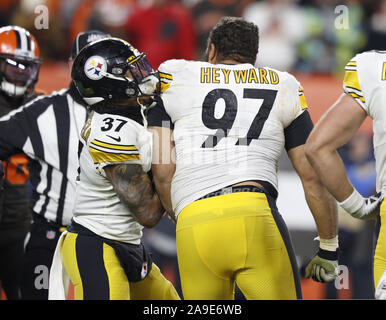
[288,144,339,282]
[149,125,176,222]
[305,93,382,220]
[305,93,365,203]
[288,144,338,241]
[105,163,164,228]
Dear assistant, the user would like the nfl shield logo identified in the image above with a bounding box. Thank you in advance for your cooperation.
[141,262,148,279]
[46,230,56,240]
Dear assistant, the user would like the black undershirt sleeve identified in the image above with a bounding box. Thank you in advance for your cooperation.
[284,110,314,152]
[147,97,174,129]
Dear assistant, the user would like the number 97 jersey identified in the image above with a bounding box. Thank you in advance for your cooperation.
[151,59,311,215]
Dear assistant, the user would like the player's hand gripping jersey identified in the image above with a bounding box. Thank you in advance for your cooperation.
[155,59,310,215]
[343,50,386,194]
[73,111,153,243]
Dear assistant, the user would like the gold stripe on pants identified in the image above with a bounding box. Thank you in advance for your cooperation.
[60,231,180,300]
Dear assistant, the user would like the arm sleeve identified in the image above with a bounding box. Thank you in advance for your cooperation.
[284,110,314,151]
[147,97,174,129]
[277,73,313,151]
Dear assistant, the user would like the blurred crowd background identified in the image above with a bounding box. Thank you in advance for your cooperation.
[1,0,385,73]
[0,0,383,299]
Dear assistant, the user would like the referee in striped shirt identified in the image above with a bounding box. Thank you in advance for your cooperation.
[0,30,109,300]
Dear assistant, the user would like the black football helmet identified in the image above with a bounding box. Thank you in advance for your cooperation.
[71,37,159,108]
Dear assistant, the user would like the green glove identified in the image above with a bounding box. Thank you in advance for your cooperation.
[305,248,339,283]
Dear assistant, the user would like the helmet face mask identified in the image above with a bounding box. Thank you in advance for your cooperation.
[0,26,41,99]
[0,54,40,87]
[72,38,159,109]
[127,53,154,83]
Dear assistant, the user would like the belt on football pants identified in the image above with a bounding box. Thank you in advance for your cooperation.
[198,185,266,201]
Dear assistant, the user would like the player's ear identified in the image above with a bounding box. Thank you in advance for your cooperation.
[208,43,217,64]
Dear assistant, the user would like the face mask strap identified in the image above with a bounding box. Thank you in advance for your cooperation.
[137,97,148,129]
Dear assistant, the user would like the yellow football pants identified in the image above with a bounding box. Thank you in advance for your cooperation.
[176,192,302,300]
[374,202,386,290]
[60,232,180,300]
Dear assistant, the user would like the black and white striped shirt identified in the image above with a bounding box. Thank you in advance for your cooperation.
[0,83,88,226]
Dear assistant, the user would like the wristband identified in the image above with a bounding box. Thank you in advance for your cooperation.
[318,248,339,261]
[338,188,364,214]
[319,236,339,251]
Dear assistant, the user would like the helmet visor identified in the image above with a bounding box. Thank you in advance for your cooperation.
[127,54,154,84]
[0,57,40,87]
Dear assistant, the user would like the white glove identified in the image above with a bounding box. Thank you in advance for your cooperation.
[375,270,386,300]
[338,189,383,220]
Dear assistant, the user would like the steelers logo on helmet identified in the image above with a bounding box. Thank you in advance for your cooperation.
[84,55,107,80]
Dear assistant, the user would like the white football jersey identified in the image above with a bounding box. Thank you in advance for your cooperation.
[157,59,308,215]
[73,111,153,243]
[343,50,386,194]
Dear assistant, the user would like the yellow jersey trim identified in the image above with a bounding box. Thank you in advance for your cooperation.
[343,65,366,105]
[344,69,362,92]
[89,147,140,164]
[298,87,308,110]
[159,72,173,80]
[90,139,138,152]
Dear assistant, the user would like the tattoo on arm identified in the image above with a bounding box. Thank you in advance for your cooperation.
[104,164,163,226]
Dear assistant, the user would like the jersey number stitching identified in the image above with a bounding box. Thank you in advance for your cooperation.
[201,88,278,148]
[101,117,128,132]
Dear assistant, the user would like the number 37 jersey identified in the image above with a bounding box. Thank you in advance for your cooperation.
[150,59,311,215]
[73,111,153,243]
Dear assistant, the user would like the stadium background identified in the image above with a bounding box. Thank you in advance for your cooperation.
[0,0,383,299]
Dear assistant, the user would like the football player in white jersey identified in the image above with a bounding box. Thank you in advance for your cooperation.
[147,17,339,300]
[305,50,386,300]
[48,38,180,300]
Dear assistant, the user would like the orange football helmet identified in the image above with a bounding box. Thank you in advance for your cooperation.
[0,25,42,98]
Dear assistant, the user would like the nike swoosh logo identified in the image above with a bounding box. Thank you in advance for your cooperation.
[106,135,121,142]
